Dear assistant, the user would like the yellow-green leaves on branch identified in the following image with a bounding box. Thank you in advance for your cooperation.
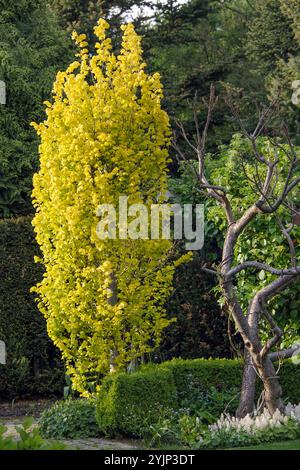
[31,19,188,396]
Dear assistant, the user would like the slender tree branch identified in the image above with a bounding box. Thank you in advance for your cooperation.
[260,303,283,359]
[269,345,300,362]
[227,261,300,278]
[252,273,299,306]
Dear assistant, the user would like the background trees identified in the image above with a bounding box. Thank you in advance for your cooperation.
[0,0,72,216]
[49,0,151,39]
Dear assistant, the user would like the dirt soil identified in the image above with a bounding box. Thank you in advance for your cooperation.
[0,398,56,418]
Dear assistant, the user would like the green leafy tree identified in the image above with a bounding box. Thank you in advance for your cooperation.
[173,133,300,353]
[144,0,261,147]
[50,0,151,39]
[174,86,300,416]
[207,134,300,341]
[0,0,72,217]
[245,0,300,132]
[245,0,296,77]
[279,0,300,45]
[265,0,300,135]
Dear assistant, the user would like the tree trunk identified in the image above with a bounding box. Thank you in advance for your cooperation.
[257,356,285,415]
[236,350,285,418]
[236,351,257,418]
[108,273,118,372]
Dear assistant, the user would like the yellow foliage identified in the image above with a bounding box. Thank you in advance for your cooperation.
[32,19,189,396]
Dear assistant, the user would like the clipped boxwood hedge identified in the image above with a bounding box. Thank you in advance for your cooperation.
[95,368,177,437]
[96,358,300,437]
[279,360,300,404]
[156,358,300,408]
[157,358,242,400]
[0,216,64,399]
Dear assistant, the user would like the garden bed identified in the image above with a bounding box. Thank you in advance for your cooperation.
[0,399,55,418]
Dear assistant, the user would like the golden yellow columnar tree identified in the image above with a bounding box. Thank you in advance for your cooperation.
[31,19,189,396]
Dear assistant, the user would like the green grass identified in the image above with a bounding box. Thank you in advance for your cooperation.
[232,439,300,450]
[151,439,300,451]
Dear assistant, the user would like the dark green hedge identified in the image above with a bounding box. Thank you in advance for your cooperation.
[95,368,177,437]
[0,216,64,399]
[279,361,300,404]
[95,358,300,437]
[158,358,242,397]
[154,254,233,362]
[156,358,300,406]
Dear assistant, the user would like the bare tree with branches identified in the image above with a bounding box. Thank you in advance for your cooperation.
[173,84,300,418]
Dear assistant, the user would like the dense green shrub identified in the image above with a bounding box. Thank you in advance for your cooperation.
[95,368,177,438]
[96,358,300,438]
[0,216,64,399]
[157,359,242,406]
[154,255,232,362]
[155,358,300,409]
[151,358,242,417]
[279,361,300,404]
[39,399,99,439]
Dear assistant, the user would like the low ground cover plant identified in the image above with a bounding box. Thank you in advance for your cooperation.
[39,399,99,439]
[0,418,66,450]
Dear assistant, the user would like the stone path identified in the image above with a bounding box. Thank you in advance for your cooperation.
[1,418,35,439]
[1,418,139,450]
[62,437,139,450]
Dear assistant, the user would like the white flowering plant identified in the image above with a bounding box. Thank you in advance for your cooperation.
[198,404,300,449]
[149,403,300,449]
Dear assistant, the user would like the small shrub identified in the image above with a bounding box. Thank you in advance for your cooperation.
[39,399,99,439]
[0,418,66,450]
[95,368,177,438]
[149,411,205,448]
[179,382,239,418]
